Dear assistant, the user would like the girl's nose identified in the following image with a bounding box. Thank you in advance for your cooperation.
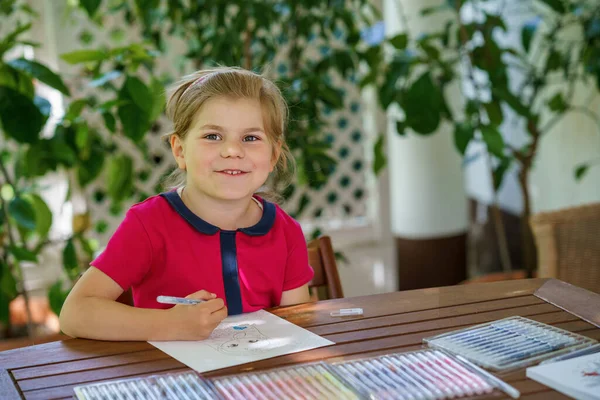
[220,140,244,158]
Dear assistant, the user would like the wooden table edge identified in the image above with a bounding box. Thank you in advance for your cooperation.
[534,278,600,328]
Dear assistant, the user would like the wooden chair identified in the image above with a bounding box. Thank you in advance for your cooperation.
[307,235,344,300]
[114,235,344,306]
[530,202,600,293]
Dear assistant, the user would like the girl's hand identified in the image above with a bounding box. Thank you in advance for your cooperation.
[165,290,228,340]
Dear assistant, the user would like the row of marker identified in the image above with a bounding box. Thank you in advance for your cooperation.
[331,350,494,400]
[212,363,358,400]
[74,372,219,400]
[425,316,595,371]
[75,351,518,400]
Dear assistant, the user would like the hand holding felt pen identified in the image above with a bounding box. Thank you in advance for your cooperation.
[162,290,227,341]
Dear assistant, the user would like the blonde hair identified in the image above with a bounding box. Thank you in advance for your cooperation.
[162,67,294,203]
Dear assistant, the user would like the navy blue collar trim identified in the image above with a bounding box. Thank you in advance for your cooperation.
[160,191,276,236]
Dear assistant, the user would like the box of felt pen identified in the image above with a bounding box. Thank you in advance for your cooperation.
[73,362,360,400]
[423,316,598,372]
[72,370,220,399]
[73,351,520,399]
[210,361,359,399]
[329,349,520,399]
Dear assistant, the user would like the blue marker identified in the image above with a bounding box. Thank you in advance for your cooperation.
[156,295,205,305]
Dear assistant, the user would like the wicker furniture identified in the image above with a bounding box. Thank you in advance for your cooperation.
[530,202,600,293]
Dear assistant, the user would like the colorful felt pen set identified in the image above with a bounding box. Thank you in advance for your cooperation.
[423,316,597,371]
[74,353,513,400]
[73,371,218,399]
[212,362,358,400]
[74,317,598,399]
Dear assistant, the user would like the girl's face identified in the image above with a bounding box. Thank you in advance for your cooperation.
[171,96,280,202]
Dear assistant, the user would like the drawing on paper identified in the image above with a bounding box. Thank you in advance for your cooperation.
[206,324,274,355]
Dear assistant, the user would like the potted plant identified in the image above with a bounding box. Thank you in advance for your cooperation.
[374,0,600,277]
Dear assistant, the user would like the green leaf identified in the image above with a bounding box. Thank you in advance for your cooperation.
[98,99,128,112]
[78,143,105,186]
[118,102,150,142]
[396,121,406,136]
[48,280,71,318]
[124,76,153,114]
[546,49,562,71]
[331,50,355,78]
[319,82,344,109]
[0,261,18,300]
[8,196,36,231]
[7,58,70,95]
[80,0,102,18]
[419,41,440,60]
[149,78,165,120]
[27,193,52,239]
[60,49,107,64]
[373,133,386,175]
[481,125,505,158]
[76,123,89,150]
[575,164,588,181]
[389,33,408,49]
[0,87,44,143]
[521,20,538,53]
[64,99,88,121]
[8,245,38,262]
[379,51,412,108]
[0,22,31,58]
[484,13,507,32]
[420,4,450,15]
[547,93,567,112]
[106,155,133,202]
[402,72,443,135]
[0,64,35,98]
[102,112,116,133]
[484,101,504,126]
[63,239,78,277]
[493,157,512,191]
[493,87,531,118]
[539,0,566,14]
[453,122,474,155]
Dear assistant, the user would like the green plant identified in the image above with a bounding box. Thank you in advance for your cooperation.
[374,0,600,276]
[0,1,79,336]
[76,0,381,217]
[0,1,166,336]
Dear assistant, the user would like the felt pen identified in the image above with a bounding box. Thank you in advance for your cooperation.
[455,354,520,399]
[540,343,600,364]
[156,295,205,305]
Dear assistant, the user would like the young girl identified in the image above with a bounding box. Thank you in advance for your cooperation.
[59,67,314,341]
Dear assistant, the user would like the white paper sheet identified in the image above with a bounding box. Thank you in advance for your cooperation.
[149,310,335,373]
[526,352,600,400]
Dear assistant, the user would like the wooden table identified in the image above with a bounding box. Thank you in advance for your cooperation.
[1,278,599,399]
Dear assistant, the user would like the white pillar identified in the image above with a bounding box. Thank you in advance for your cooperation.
[383,0,469,289]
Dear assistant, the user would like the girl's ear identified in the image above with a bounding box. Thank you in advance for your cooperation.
[170,134,186,170]
[270,140,282,172]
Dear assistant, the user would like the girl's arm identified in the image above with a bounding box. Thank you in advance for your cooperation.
[59,267,227,341]
[280,284,311,306]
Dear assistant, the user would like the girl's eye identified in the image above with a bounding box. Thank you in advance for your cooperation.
[204,133,221,140]
[243,135,260,142]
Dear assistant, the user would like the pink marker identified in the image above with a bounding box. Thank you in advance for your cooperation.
[431,351,493,394]
[405,352,463,397]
